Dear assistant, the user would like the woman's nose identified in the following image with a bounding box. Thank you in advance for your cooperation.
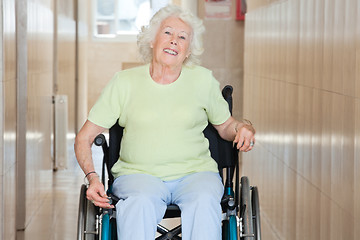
[170,36,177,45]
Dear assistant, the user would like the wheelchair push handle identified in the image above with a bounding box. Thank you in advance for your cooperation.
[94,134,106,146]
[222,85,233,114]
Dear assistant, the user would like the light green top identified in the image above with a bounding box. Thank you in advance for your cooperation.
[88,64,231,181]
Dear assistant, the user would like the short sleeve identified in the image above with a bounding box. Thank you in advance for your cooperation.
[205,75,231,125]
[88,72,123,128]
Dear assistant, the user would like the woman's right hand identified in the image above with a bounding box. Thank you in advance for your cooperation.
[75,120,113,209]
[86,176,114,209]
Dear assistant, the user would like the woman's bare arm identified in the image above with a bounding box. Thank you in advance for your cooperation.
[213,116,256,152]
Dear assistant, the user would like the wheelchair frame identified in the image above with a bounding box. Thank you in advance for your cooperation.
[77,85,261,240]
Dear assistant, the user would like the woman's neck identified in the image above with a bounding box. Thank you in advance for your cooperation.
[149,62,182,85]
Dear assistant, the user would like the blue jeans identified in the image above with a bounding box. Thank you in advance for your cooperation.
[112,172,224,240]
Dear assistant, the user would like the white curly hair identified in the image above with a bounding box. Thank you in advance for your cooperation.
[137,4,205,66]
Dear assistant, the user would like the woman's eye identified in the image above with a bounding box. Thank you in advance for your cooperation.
[179,36,186,40]
[165,31,171,35]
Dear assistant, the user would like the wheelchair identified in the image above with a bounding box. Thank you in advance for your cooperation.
[77,85,261,240]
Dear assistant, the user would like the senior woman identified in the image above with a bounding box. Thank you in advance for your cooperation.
[75,5,255,240]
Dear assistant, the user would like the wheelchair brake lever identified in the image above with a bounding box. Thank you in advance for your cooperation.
[108,193,120,206]
[221,195,231,204]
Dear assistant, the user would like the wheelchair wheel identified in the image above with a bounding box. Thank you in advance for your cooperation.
[77,184,99,240]
[251,186,261,240]
[239,176,254,240]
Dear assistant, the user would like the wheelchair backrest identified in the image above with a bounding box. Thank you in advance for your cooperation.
[107,85,237,177]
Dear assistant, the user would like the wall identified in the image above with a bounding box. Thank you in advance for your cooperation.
[243,0,360,239]
[55,0,76,134]
[86,41,139,110]
[198,0,245,120]
[0,1,3,236]
[1,0,17,239]
[26,1,54,232]
[0,0,77,238]
[76,0,90,129]
[1,0,54,238]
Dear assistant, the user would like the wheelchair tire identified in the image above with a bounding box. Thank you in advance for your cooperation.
[77,184,99,240]
[239,176,254,240]
[251,186,261,240]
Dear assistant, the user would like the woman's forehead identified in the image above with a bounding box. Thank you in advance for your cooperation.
[160,17,192,34]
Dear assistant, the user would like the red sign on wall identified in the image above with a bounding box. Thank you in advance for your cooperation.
[236,0,247,21]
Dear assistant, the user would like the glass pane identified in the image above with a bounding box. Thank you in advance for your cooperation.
[96,0,115,35]
[150,0,170,15]
[116,0,150,33]
[94,0,171,37]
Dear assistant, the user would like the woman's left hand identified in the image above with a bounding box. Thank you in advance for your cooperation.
[214,116,256,152]
[233,123,256,152]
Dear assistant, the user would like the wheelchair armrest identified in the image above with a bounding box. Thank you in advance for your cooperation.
[94,133,109,154]
[94,134,106,146]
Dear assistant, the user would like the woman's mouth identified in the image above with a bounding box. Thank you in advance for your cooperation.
[163,48,178,56]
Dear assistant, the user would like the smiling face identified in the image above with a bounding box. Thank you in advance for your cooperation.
[151,17,192,69]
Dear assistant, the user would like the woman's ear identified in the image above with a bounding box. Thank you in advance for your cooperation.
[150,42,154,48]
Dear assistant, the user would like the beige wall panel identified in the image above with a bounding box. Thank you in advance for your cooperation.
[340,97,355,213]
[247,0,279,12]
[356,2,360,235]
[309,182,321,239]
[244,0,359,239]
[342,0,357,97]
[26,0,54,228]
[319,193,331,240]
[3,164,16,240]
[320,91,332,197]
[224,21,245,69]
[329,93,343,206]
[202,21,227,69]
[279,160,296,239]
[355,100,360,239]
[285,0,299,84]
[296,85,312,179]
[283,82,298,170]
[277,80,287,159]
[77,0,90,128]
[56,0,76,134]
[2,0,17,239]
[356,1,360,99]
[313,0,325,89]
[330,0,345,94]
[271,5,281,81]
[311,89,323,189]
[197,3,245,120]
[295,175,313,240]
[357,50,360,98]
[322,0,335,93]
[298,0,315,88]
[278,3,287,83]
[87,41,138,111]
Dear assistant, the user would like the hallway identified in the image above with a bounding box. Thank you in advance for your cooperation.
[1,0,360,239]
[17,139,99,240]
[16,138,83,240]
[17,139,276,240]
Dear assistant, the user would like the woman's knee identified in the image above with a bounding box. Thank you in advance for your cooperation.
[112,174,171,201]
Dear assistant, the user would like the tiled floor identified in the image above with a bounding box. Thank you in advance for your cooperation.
[17,140,272,240]
[16,138,183,240]
[17,141,100,240]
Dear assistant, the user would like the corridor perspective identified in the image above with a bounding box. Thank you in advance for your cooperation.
[1,0,359,239]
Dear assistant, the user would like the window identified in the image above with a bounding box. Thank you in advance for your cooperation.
[94,0,170,40]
